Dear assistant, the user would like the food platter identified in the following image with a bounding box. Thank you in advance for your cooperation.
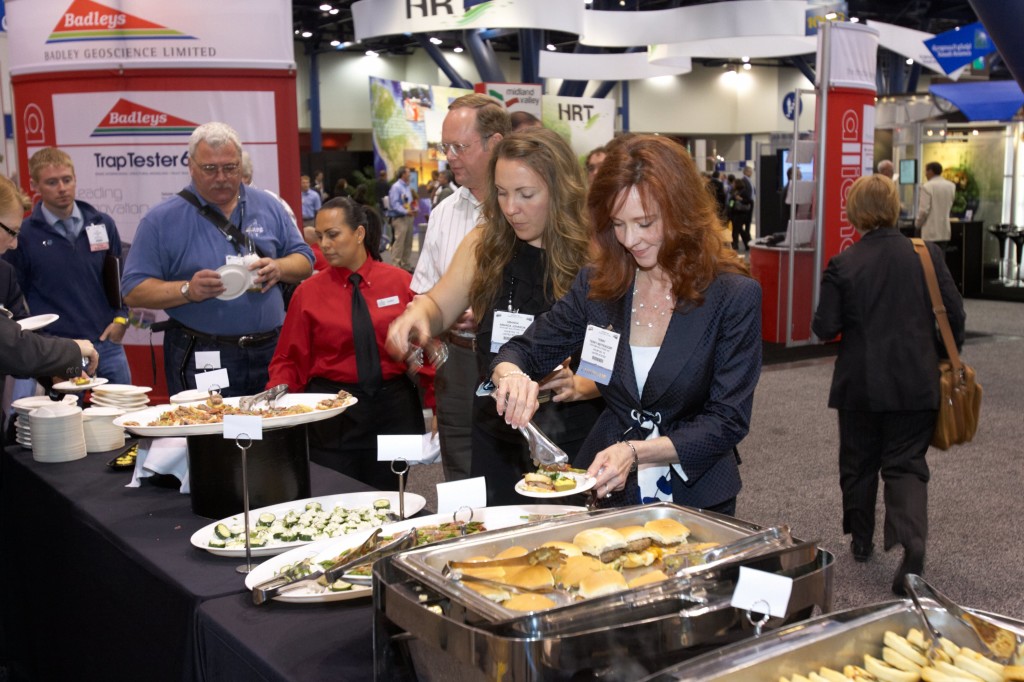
[113,392,357,437]
[52,377,109,392]
[190,491,428,558]
[17,313,59,331]
[245,504,586,603]
[515,471,596,499]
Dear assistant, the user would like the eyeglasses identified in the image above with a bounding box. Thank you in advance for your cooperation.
[434,135,493,159]
[0,221,19,239]
[193,161,242,178]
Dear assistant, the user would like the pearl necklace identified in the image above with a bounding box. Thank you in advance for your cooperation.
[631,269,674,328]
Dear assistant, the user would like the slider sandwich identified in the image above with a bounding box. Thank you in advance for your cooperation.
[572,527,628,564]
[644,518,691,547]
[521,470,577,493]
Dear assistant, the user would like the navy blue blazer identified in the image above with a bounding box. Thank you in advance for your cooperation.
[494,268,762,509]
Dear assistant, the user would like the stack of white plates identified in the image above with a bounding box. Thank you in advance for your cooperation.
[29,404,87,463]
[83,406,127,453]
[90,384,152,411]
[11,395,78,449]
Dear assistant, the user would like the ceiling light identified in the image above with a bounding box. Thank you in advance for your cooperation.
[546,44,556,51]
[741,56,750,63]
[926,130,933,136]
[294,29,300,35]
[972,129,979,136]
[429,37,442,45]
[301,31,313,38]
[584,0,593,4]
[330,40,340,47]
[319,3,331,10]
[906,58,914,65]
[366,50,379,57]
[824,12,837,20]
[329,8,339,14]
[742,63,751,70]
[453,46,464,53]
[850,16,860,23]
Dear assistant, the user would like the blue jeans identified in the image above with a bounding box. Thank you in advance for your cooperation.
[95,339,132,385]
[162,327,278,398]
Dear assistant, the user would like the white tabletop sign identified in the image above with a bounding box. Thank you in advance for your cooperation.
[194,367,230,393]
[730,566,793,618]
[436,477,487,515]
[377,434,426,462]
[222,415,263,441]
[195,351,222,370]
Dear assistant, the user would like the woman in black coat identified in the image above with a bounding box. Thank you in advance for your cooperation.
[811,174,965,596]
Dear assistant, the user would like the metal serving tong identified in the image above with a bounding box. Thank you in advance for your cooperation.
[662,525,793,576]
[905,574,1024,665]
[476,380,569,466]
[252,527,418,605]
[444,546,568,578]
[238,383,289,412]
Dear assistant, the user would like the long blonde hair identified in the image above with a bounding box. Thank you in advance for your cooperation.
[0,175,29,213]
[469,128,590,316]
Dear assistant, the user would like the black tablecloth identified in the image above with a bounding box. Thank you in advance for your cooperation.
[0,444,374,682]
[195,592,375,682]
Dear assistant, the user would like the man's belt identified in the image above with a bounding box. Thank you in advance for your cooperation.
[443,330,476,351]
[180,325,280,348]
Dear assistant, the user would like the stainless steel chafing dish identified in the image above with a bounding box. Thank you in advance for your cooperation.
[372,502,834,681]
[640,599,1024,681]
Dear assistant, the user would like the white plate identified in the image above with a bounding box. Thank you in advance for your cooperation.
[190,491,428,558]
[515,471,597,499]
[92,384,153,396]
[169,389,211,404]
[113,393,357,437]
[17,314,59,332]
[244,504,586,604]
[52,377,109,392]
[90,397,148,408]
[216,264,252,301]
[11,395,78,413]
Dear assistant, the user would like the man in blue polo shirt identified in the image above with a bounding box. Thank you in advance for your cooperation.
[387,166,415,271]
[300,174,321,226]
[4,147,132,385]
[122,122,314,397]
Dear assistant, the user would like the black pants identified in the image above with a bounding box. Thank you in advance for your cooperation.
[306,376,423,491]
[837,409,935,552]
[731,210,752,251]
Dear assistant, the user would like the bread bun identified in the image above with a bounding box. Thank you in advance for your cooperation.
[494,546,528,560]
[458,555,506,581]
[539,540,583,558]
[465,581,511,602]
[628,570,669,589]
[618,549,658,569]
[503,593,557,612]
[615,525,654,552]
[644,518,691,546]
[573,527,627,563]
[553,555,606,587]
[1003,665,1024,681]
[522,473,554,493]
[578,569,628,599]
[503,565,554,590]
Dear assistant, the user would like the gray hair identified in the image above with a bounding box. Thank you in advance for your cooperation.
[240,151,254,183]
[188,122,243,158]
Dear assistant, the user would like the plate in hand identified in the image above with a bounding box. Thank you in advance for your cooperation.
[515,471,597,499]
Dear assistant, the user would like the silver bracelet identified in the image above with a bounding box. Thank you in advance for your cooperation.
[622,440,639,472]
[497,370,530,383]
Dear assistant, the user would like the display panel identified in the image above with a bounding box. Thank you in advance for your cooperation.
[899,159,917,185]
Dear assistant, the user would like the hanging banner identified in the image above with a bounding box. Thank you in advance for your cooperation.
[352,0,582,42]
[925,21,995,75]
[541,95,615,164]
[474,82,542,120]
[6,0,293,74]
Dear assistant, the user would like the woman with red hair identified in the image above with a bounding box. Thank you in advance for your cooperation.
[492,134,762,512]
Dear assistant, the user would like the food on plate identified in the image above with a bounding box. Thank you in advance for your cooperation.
[73,376,92,386]
[207,499,397,550]
[644,518,691,545]
[146,401,313,427]
[112,443,139,468]
[778,627,1012,682]
[316,390,353,410]
[578,569,627,599]
[627,570,668,589]
[572,527,627,563]
[503,593,557,612]
[615,525,654,552]
[520,468,578,494]
[539,540,583,558]
[552,555,609,588]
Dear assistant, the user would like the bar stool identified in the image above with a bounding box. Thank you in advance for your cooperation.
[1007,229,1024,287]
[988,224,1013,284]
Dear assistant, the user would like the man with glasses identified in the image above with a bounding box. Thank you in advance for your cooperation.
[4,147,133,385]
[122,122,314,397]
[410,93,510,481]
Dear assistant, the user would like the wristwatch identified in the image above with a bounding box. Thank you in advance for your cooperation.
[180,281,193,302]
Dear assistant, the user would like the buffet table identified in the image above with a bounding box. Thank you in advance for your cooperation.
[0,444,377,682]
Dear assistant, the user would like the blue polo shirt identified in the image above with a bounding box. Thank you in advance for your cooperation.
[122,183,314,336]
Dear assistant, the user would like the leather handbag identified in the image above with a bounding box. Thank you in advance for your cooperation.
[911,239,981,449]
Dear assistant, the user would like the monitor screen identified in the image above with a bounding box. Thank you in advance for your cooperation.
[899,159,917,185]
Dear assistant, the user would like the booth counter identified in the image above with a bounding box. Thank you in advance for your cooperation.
[749,245,816,344]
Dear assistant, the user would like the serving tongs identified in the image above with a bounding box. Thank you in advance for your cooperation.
[238,383,289,412]
[905,574,1024,665]
[662,525,793,576]
[443,546,569,578]
[476,380,568,466]
[251,527,418,605]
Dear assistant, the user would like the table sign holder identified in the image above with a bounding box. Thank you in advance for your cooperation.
[391,458,409,520]
[234,432,254,574]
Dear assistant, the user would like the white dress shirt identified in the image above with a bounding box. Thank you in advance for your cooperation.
[410,185,483,294]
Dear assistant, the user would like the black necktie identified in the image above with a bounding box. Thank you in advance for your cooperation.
[349,273,382,395]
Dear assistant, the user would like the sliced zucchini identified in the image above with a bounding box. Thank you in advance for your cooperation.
[298,529,316,542]
[373,498,391,510]
[305,501,322,511]
[328,579,353,592]
[214,523,233,539]
[208,537,226,548]
[257,512,275,527]
[249,536,267,548]
[279,529,298,542]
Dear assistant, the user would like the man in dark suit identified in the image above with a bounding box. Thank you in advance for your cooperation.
[812,174,964,596]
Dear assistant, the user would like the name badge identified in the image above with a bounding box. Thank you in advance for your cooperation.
[490,310,534,353]
[577,324,620,385]
[225,255,244,266]
[377,295,400,308]
[85,224,109,252]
